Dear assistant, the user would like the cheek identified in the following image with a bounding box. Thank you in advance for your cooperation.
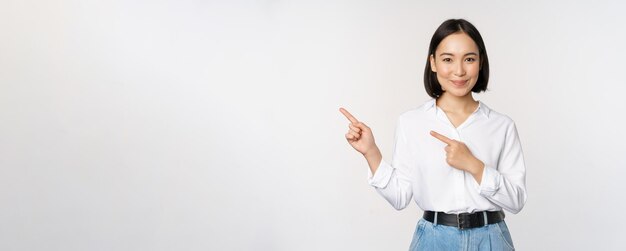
[435,63,453,77]
[468,64,481,77]
[435,71,449,84]
[467,66,481,87]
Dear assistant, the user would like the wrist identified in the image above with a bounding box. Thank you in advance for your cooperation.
[468,158,485,175]
[363,147,382,175]
[364,147,381,159]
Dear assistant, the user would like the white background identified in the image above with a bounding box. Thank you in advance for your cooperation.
[1,0,625,250]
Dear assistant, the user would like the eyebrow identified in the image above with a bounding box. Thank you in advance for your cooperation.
[439,52,478,57]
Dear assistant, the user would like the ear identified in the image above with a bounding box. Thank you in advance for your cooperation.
[429,54,437,72]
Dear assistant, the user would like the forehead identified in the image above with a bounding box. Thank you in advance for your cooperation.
[436,32,479,55]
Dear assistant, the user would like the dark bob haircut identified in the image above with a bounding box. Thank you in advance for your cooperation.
[424,19,489,98]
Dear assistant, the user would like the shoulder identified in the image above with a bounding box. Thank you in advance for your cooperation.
[397,99,435,122]
[480,102,518,130]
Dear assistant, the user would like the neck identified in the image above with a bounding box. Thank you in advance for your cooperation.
[436,92,478,113]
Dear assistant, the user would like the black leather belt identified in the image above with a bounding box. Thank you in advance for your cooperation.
[423,211,505,229]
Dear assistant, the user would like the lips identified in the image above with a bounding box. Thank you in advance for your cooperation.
[450,80,468,87]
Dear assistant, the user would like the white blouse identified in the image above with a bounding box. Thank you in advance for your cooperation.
[369,99,527,214]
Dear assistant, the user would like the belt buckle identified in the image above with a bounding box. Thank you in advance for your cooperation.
[457,213,469,230]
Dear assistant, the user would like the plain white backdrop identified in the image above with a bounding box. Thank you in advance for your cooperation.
[1,0,626,250]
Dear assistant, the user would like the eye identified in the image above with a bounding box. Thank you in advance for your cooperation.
[442,58,452,62]
[465,58,477,62]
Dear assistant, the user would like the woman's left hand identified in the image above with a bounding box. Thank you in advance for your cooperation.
[430,131,485,182]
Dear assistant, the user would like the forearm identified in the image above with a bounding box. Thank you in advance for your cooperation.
[477,165,527,213]
[368,158,413,211]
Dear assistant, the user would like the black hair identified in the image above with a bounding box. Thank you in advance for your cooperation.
[424,19,489,98]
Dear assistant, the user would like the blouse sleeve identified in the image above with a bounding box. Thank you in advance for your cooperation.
[367,116,414,210]
[477,122,527,214]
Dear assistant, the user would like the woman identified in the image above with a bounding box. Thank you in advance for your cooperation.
[340,19,526,250]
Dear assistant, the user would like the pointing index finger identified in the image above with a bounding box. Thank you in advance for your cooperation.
[339,107,359,124]
[430,131,454,145]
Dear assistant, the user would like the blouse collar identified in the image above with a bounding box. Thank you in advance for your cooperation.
[423,98,491,118]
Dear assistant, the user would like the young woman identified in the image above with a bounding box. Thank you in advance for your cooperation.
[340,19,527,250]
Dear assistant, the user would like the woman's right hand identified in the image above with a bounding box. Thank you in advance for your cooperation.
[339,108,379,157]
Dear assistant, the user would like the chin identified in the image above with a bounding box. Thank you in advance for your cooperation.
[444,89,472,97]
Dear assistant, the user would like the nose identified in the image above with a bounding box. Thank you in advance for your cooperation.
[454,61,466,77]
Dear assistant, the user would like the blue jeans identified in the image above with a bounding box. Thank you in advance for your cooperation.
[409,218,515,251]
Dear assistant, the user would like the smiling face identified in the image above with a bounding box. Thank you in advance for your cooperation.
[429,32,481,98]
